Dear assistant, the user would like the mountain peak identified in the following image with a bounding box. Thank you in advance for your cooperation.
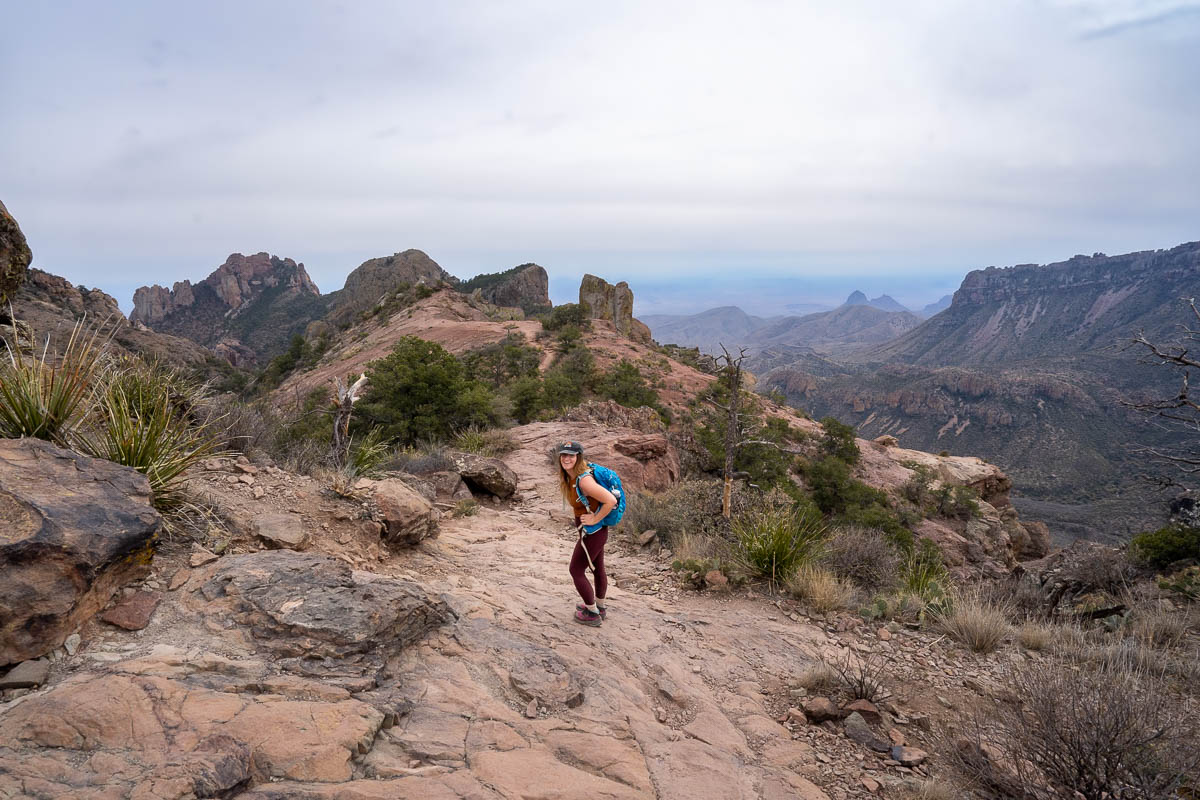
[845,290,869,305]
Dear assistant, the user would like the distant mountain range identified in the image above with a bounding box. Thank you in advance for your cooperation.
[643,290,935,355]
[758,242,1200,541]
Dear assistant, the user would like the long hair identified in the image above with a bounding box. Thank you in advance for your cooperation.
[558,455,591,505]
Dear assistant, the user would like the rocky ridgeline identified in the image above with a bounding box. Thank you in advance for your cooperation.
[323,249,459,327]
[131,252,319,326]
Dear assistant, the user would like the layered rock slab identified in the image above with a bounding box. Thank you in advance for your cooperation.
[194,551,454,677]
[0,439,161,666]
[0,671,383,797]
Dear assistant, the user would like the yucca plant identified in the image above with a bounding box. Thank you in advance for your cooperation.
[349,425,391,478]
[733,504,827,588]
[79,374,224,511]
[0,318,105,443]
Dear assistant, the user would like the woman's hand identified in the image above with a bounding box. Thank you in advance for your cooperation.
[580,512,601,527]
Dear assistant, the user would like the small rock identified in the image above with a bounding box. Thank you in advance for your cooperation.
[891,746,928,767]
[638,529,658,546]
[253,486,265,499]
[237,474,255,486]
[862,776,881,793]
[101,591,162,630]
[168,569,191,591]
[236,463,259,475]
[656,707,668,723]
[842,699,882,726]
[844,712,890,753]
[0,659,50,689]
[190,547,219,567]
[877,628,891,641]
[802,697,844,723]
[524,699,538,719]
[888,728,906,746]
[226,475,240,484]
[64,633,81,656]
[786,707,808,724]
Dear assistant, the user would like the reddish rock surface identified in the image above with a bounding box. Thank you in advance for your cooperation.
[100,591,163,631]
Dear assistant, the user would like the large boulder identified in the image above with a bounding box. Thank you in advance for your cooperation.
[196,551,453,676]
[0,439,161,666]
[452,452,518,498]
[0,199,32,308]
[364,477,440,546]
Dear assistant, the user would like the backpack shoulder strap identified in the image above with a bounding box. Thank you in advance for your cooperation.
[574,466,593,505]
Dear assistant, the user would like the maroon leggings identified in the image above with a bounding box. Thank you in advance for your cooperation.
[569,526,608,605]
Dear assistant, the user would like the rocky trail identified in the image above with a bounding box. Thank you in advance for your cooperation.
[0,428,1024,800]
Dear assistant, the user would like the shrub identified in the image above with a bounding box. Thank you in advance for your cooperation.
[901,464,935,507]
[806,456,887,515]
[385,443,456,475]
[1159,565,1200,600]
[933,485,980,520]
[80,367,225,510]
[600,360,661,411]
[452,498,479,518]
[944,657,1200,800]
[732,503,827,586]
[506,374,545,424]
[348,427,390,479]
[623,480,739,549]
[357,336,495,444]
[788,565,856,612]
[453,426,518,457]
[931,593,1009,653]
[824,650,888,702]
[819,416,860,464]
[859,592,927,624]
[0,318,104,443]
[460,332,540,389]
[541,302,591,331]
[1063,545,1138,594]
[1130,524,1200,569]
[820,525,902,592]
[902,539,951,602]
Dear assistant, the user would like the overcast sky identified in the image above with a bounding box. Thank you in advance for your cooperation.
[2,1,1198,315]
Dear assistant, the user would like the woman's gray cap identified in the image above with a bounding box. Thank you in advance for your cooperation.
[556,441,583,455]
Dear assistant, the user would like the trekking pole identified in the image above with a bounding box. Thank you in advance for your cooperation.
[576,523,596,574]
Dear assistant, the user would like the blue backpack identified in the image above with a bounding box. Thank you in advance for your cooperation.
[575,463,626,534]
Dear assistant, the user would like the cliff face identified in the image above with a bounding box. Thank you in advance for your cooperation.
[861,241,1200,366]
[474,264,550,311]
[0,200,32,308]
[130,253,324,366]
[579,274,651,342]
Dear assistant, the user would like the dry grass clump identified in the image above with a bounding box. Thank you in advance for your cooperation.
[1129,608,1190,649]
[1017,622,1053,651]
[795,662,841,695]
[932,593,1010,653]
[453,426,518,457]
[623,479,737,549]
[897,780,957,800]
[787,565,856,613]
[820,524,902,592]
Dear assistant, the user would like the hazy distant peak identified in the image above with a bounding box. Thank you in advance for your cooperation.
[921,295,953,317]
[845,290,869,305]
[867,294,909,312]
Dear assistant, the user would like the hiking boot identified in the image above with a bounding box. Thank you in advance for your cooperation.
[577,603,607,620]
[574,606,603,627]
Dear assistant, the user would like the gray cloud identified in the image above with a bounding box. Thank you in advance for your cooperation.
[1,1,1197,314]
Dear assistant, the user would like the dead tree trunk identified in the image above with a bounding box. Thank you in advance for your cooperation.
[719,346,747,519]
[331,374,368,469]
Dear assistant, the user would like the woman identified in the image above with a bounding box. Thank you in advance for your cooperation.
[557,441,617,627]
